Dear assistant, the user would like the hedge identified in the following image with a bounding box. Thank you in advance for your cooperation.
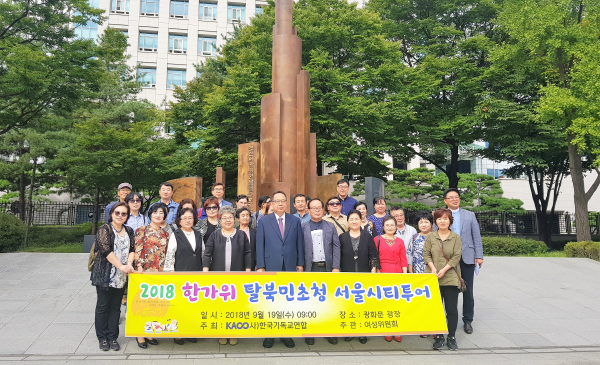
[564,241,600,261]
[482,236,548,256]
[0,213,26,252]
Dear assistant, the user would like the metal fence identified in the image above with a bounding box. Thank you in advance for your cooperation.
[403,210,600,236]
[3,202,600,235]
[1,202,107,226]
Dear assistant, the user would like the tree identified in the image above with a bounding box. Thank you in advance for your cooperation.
[495,0,600,241]
[0,0,105,135]
[171,0,411,193]
[368,0,506,188]
[56,29,185,233]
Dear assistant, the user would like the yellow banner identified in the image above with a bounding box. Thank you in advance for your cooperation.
[125,272,448,338]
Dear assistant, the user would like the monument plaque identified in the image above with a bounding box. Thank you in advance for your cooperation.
[168,176,203,206]
[237,142,261,213]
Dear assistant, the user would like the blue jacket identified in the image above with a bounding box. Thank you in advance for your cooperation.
[434,208,483,264]
[255,213,305,271]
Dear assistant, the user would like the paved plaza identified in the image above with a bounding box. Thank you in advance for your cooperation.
[1,253,600,364]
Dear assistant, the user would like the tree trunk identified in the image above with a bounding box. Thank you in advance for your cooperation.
[567,135,591,241]
[92,187,100,235]
[23,160,37,248]
[18,171,26,221]
[447,144,460,188]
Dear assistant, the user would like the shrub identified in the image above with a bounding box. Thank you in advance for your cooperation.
[0,213,26,252]
[564,241,600,261]
[482,236,548,256]
[27,223,94,247]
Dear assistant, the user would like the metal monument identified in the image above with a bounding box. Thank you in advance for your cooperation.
[238,0,317,213]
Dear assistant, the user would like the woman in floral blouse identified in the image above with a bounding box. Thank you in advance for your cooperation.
[133,203,169,349]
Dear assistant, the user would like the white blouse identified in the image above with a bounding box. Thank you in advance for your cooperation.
[163,230,197,272]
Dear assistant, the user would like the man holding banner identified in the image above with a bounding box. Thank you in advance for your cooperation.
[301,198,341,345]
[256,191,305,348]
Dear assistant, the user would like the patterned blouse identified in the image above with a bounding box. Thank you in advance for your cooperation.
[410,233,427,274]
[134,225,169,272]
[367,214,390,236]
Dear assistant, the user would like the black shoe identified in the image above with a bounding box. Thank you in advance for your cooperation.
[187,338,197,343]
[447,336,458,351]
[280,338,295,348]
[263,338,274,348]
[327,337,338,345]
[99,340,109,351]
[464,322,473,334]
[174,338,185,345]
[146,338,158,346]
[136,338,148,349]
[344,337,353,342]
[109,340,120,351]
[433,335,445,350]
[305,337,315,345]
[358,337,368,344]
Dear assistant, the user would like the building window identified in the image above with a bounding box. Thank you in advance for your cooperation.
[121,30,129,38]
[74,14,99,41]
[487,169,504,179]
[170,0,189,18]
[227,5,245,23]
[198,36,216,56]
[199,2,218,20]
[111,0,130,14]
[141,0,159,16]
[90,0,100,7]
[255,6,263,15]
[169,34,187,54]
[139,32,158,51]
[138,68,157,87]
[167,69,187,89]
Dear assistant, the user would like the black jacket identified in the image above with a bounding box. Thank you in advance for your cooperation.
[339,230,380,273]
[173,229,203,271]
[245,227,257,271]
[202,229,252,271]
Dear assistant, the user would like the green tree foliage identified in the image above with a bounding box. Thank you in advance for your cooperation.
[353,170,524,212]
[56,29,186,233]
[0,0,105,135]
[368,0,505,188]
[490,0,600,241]
[171,0,411,196]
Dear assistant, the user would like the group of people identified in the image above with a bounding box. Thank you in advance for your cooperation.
[90,179,483,352]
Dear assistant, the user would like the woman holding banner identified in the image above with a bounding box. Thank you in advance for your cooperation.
[203,206,252,345]
[133,203,170,349]
[339,209,380,344]
[164,208,203,345]
[424,208,462,351]
[375,215,408,343]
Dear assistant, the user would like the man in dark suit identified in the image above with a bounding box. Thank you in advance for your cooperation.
[302,198,341,345]
[256,191,305,348]
[443,188,484,335]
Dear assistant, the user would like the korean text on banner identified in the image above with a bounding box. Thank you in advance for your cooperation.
[125,272,448,338]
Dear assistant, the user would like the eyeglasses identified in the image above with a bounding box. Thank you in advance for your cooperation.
[222,216,234,221]
[129,199,141,204]
[445,196,460,201]
[393,214,404,219]
[113,211,128,217]
[273,200,287,204]
[337,185,349,190]
[310,207,323,211]
[328,202,341,206]
[206,206,219,211]
[180,217,194,221]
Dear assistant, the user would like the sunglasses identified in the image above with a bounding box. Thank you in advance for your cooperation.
[129,199,142,203]
[113,211,128,217]
[328,202,341,206]
[206,206,219,211]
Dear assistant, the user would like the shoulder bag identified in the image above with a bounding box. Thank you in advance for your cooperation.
[87,241,97,272]
[436,237,467,292]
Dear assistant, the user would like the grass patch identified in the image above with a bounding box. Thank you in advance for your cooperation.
[515,250,566,258]
[20,242,83,253]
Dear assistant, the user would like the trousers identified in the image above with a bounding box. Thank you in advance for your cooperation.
[95,286,125,341]
[460,259,475,323]
[439,285,460,337]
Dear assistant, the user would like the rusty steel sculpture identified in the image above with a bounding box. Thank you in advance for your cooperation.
[238,0,317,213]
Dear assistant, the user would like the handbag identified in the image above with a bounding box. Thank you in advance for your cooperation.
[436,237,467,293]
[87,241,97,272]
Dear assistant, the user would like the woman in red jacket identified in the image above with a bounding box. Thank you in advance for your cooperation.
[375,215,408,342]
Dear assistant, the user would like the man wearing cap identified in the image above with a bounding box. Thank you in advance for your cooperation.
[104,183,132,223]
